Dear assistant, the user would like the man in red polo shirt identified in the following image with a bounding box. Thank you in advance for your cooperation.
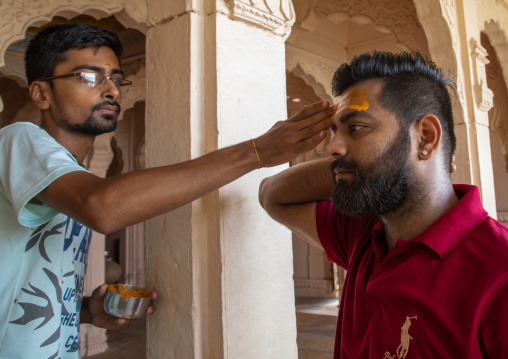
[259,51,508,358]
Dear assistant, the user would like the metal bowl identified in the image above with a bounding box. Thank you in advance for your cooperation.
[104,284,153,319]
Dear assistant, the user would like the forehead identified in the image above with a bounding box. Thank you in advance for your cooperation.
[334,79,400,131]
[54,46,120,73]
[336,79,383,113]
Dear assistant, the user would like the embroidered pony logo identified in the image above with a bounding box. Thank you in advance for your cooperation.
[383,315,417,359]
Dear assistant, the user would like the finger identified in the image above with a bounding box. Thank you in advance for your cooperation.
[146,304,156,315]
[90,284,108,301]
[291,115,333,143]
[288,101,334,123]
[292,129,329,153]
[98,283,108,296]
[115,318,130,329]
[290,106,336,133]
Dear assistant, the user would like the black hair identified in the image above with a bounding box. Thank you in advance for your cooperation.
[25,23,123,85]
[332,51,456,172]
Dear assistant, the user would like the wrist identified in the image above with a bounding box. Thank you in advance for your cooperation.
[80,296,92,324]
[250,139,261,169]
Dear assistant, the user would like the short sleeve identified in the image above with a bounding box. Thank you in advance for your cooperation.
[0,122,88,227]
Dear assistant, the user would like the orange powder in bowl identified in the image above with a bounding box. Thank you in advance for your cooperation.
[108,284,152,298]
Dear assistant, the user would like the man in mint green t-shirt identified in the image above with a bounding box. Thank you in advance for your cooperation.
[0,23,334,357]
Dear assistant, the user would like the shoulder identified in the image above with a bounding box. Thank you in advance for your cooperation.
[1,121,40,134]
[1,122,56,148]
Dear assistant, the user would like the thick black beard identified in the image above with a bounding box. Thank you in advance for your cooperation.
[63,101,120,136]
[330,127,416,217]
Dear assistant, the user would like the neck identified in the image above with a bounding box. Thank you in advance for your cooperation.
[40,120,95,164]
[380,180,459,250]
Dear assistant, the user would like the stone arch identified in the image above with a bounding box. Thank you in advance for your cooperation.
[0,0,147,68]
[412,0,465,123]
[483,20,508,104]
[286,64,333,110]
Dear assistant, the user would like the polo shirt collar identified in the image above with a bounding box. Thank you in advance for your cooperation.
[408,184,487,258]
[371,184,488,260]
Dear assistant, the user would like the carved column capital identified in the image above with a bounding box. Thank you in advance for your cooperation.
[224,0,295,38]
[470,38,494,112]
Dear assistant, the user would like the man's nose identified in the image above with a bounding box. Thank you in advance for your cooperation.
[102,78,120,100]
[325,133,347,158]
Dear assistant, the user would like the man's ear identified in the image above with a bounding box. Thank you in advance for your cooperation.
[415,113,442,160]
[29,81,51,110]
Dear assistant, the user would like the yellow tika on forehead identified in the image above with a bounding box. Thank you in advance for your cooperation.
[339,90,369,111]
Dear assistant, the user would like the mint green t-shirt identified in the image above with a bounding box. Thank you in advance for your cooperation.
[0,122,91,358]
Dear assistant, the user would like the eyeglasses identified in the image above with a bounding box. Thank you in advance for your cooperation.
[37,72,132,89]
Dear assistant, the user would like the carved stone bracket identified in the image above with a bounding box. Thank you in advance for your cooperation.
[470,38,494,112]
[224,0,295,38]
[119,61,146,119]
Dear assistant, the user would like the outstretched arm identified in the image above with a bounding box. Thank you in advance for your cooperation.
[37,102,335,234]
[259,157,335,250]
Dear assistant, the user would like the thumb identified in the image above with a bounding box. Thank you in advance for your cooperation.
[92,283,109,299]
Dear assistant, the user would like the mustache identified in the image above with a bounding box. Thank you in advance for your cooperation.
[92,100,121,114]
[330,158,357,172]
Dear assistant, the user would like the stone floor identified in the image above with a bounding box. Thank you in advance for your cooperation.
[84,297,338,359]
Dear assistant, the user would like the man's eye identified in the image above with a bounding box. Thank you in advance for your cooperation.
[111,78,123,86]
[81,73,98,87]
[349,124,365,132]
[331,124,338,134]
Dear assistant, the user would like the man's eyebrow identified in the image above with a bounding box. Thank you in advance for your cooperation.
[339,111,377,124]
[69,65,124,76]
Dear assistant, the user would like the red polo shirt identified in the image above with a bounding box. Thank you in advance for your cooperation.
[316,184,508,358]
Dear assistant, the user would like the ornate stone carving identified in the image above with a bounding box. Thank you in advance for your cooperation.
[483,33,508,172]
[285,46,335,103]
[224,0,295,38]
[115,0,148,35]
[470,38,494,112]
[293,0,427,51]
[119,60,146,119]
[294,279,333,291]
[441,0,466,105]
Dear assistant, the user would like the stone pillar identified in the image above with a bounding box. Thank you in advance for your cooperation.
[145,0,297,358]
[80,133,114,357]
[468,38,497,217]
